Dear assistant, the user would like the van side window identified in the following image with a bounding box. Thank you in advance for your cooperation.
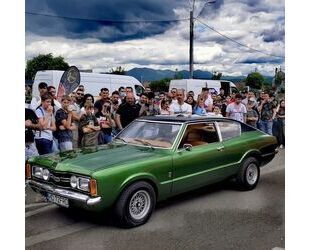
[135,85,144,95]
[218,121,241,140]
[179,123,219,148]
[231,87,239,94]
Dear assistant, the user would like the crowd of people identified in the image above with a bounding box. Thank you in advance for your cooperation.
[25,82,285,160]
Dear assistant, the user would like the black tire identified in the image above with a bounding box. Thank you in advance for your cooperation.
[236,157,260,191]
[115,181,156,228]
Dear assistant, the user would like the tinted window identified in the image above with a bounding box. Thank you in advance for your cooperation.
[179,123,219,148]
[218,121,241,140]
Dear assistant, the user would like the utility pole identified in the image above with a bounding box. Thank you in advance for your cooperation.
[189,10,194,79]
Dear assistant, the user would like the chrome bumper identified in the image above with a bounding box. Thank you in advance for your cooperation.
[26,179,102,206]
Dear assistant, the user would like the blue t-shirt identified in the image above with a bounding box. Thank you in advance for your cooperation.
[193,106,207,115]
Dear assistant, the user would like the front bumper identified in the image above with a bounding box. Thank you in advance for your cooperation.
[26,179,102,206]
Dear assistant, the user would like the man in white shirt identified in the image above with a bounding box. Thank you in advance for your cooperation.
[202,88,213,112]
[30,82,48,111]
[226,93,247,122]
[170,88,178,104]
[169,89,192,115]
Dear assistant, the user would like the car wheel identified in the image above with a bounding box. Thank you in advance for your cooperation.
[115,181,156,228]
[236,157,260,190]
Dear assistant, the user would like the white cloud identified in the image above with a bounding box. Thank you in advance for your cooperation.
[25,0,284,77]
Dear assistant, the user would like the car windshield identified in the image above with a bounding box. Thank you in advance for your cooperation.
[115,121,182,148]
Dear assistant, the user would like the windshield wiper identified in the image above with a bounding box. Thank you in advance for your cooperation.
[114,137,127,144]
[133,139,154,149]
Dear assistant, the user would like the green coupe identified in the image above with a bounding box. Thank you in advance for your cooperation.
[26,116,278,227]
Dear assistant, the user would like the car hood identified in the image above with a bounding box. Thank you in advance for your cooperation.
[28,143,168,176]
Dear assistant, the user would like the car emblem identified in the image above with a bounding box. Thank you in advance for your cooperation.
[50,174,60,182]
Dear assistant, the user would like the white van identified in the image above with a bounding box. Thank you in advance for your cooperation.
[32,70,144,100]
[169,79,239,98]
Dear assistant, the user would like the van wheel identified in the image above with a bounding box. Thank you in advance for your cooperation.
[115,181,156,228]
[236,157,260,190]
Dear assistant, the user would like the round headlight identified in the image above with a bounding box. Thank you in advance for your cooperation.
[33,166,43,179]
[70,176,78,188]
[42,169,50,181]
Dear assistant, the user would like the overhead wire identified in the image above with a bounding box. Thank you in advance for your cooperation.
[196,18,285,59]
[25,11,189,23]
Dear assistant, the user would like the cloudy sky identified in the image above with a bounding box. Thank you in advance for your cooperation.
[25,0,285,76]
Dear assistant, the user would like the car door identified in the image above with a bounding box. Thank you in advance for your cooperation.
[171,122,228,195]
[217,121,245,166]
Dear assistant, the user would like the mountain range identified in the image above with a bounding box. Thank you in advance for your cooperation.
[126,67,273,84]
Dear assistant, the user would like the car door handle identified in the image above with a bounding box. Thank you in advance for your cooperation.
[217,146,225,151]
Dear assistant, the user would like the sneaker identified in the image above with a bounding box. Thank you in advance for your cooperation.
[279,144,284,149]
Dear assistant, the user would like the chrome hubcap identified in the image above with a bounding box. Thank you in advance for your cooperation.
[246,163,258,185]
[129,190,151,220]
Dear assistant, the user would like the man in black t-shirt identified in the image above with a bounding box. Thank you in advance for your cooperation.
[55,96,76,152]
[94,88,110,114]
[115,93,140,131]
[25,108,40,160]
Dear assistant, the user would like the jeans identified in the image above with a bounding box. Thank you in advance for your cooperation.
[59,141,73,152]
[272,119,285,146]
[99,132,112,144]
[259,120,273,135]
[35,138,53,155]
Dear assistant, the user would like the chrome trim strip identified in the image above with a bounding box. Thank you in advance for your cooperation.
[26,180,101,206]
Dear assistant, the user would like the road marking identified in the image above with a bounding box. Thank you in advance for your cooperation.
[25,222,93,247]
[25,202,51,209]
[25,204,57,218]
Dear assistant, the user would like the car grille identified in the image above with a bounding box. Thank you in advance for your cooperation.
[48,171,71,188]
[32,169,71,188]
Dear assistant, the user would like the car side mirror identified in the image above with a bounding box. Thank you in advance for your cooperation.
[183,144,193,151]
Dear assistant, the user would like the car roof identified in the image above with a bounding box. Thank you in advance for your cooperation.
[137,115,238,124]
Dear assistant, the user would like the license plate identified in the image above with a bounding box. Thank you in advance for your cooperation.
[46,193,69,208]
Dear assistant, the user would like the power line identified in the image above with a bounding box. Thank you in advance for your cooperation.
[196,18,285,59]
[25,11,189,23]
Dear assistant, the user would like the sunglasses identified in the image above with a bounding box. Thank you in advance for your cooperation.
[76,93,84,96]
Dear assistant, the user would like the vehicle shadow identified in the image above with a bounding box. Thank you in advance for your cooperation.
[156,178,238,210]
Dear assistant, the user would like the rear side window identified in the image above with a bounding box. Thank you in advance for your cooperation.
[217,121,241,140]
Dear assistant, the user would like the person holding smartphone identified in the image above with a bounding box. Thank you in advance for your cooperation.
[95,100,115,144]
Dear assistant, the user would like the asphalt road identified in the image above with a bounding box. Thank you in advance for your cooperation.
[25,149,285,250]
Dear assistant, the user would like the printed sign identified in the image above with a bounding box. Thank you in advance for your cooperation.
[57,66,80,99]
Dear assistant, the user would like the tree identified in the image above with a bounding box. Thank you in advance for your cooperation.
[245,72,264,89]
[211,71,222,80]
[25,53,69,80]
[110,66,126,75]
[149,78,171,92]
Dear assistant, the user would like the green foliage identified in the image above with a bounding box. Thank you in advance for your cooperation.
[25,53,69,80]
[245,72,264,89]
[211,71,222,80]
[149,78,171,92]
[110,66,126,75]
